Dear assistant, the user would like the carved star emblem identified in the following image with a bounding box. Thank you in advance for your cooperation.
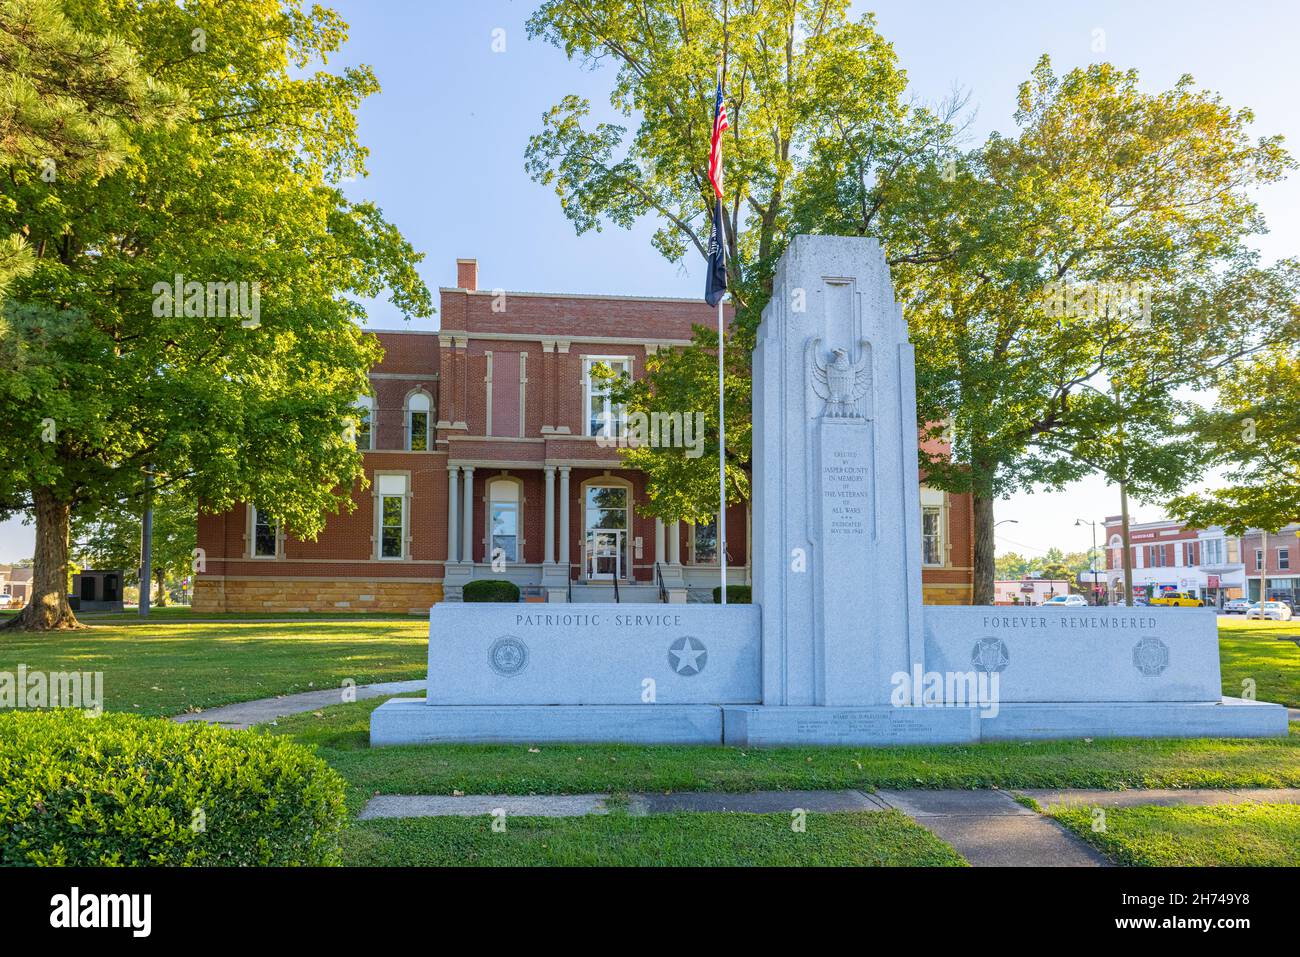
[668,636,708,676]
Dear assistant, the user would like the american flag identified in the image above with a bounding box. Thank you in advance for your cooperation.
[707,78,729,198]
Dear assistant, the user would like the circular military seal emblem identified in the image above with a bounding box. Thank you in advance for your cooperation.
[970,637,1010,674]
[488,635,529,677]
[668,636,708,677]
[1132,637,1170,677]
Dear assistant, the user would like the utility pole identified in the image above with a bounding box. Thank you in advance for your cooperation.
[139,470,154,618]
[1259,529,1268,602]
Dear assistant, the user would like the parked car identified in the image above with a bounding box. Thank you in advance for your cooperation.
[1247,601,1294,621]
[1043,594,1088,607]
[1148,591,1204,607]
[1223,598,1253,615]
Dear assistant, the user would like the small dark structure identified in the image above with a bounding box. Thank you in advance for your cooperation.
[71,569,125,612]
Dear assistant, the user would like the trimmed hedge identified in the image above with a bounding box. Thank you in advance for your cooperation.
[712,585,752,604]
[0,710,347,866]
[463,579,520,602]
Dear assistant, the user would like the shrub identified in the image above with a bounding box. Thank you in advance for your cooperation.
[712,585,752,604]
[0,710,347,866]
[463,579,520,602]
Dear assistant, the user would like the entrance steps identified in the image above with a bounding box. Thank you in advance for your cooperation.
[566,583,663,603]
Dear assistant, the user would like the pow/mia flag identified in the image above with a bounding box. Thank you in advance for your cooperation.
[705,197,727,307]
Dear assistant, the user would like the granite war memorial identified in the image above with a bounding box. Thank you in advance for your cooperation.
[371,235,1289,747]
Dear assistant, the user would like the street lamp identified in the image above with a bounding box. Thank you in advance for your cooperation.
[1076,518,1099,605]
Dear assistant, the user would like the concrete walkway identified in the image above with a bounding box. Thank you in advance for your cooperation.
[876,789,1107,867]
[1021,787,1300,810]
[355,785,1300,866]
[172,679,425,730]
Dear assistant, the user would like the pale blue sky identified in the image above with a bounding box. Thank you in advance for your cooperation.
[2,0,1295,561]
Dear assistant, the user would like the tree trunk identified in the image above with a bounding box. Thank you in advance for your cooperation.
[153,569,169,607]
[972,491,996,605]
[3,487,81,630]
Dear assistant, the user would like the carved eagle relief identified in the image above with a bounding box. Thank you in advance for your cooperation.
[806,338,871,418]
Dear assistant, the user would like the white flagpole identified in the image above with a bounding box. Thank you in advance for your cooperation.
[718,295,727,605]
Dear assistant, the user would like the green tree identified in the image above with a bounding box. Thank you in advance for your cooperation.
[526,0,955,521]
[1168,342,1300,534]
[0,0,431,630]
[904,59,1293,602]
[994,551,1029,580]
[0,0,169,295]
[72,483,196,606]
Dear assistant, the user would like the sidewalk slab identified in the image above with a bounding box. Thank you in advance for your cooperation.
[1022,788,1300,810]
[630,789,887,815]
[358,793,609,820]
[876,789,1035,817]
[876,789,1107,867]
[173,679,425,730]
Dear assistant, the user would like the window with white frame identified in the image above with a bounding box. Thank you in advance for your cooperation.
[584,357,631,438]
[920,487,945,566]
[1256,548,1265,570]
[922,508,943,566]
[488,478,520,564]
[1202,537,1224,566]
[406,392,431,451]
[250,506,277,558]
[376,474,407,559]
[1281,548,1291,571]
[353,396,372,451]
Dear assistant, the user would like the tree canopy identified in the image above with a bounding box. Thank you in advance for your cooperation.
[0,0,431,629]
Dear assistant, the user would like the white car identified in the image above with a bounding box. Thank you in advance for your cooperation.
[1223,598,1252,615]
[1247,601,1294,621]
[1043,594,1088,607]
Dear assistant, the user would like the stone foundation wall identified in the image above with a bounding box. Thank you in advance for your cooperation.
[923,583,973,606]
[194,577,441,615]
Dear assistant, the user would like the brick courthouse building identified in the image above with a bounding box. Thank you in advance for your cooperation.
[194,260,974,612]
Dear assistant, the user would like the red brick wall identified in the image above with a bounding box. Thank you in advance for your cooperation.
[194,283,976,604]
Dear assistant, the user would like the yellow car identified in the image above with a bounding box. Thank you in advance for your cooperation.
[1148,592,1204,608]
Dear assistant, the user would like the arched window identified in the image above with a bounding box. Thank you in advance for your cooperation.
[487,478,522,564]
[406,392,431,451]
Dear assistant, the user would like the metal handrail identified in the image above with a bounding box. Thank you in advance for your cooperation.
[655,562,668,604]
[567,569,572,604]
[612,569,620,604]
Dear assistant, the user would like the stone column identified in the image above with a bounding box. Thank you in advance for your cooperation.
[654,518,665,566]
[558,467,571,567]
[661,519,686,601]
[446,466,460,564]
[460,466,475,564]
[543,466,556,565]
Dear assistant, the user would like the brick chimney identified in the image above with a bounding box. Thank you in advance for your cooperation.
[456,258,478,291]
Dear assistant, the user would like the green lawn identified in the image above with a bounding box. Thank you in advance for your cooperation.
[266,697,1300,812]
[0,620,427,716]
[1216,617,1300,707]
[343,809,966,866]
[1050,802,1300,866]
[1,607,422,623]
